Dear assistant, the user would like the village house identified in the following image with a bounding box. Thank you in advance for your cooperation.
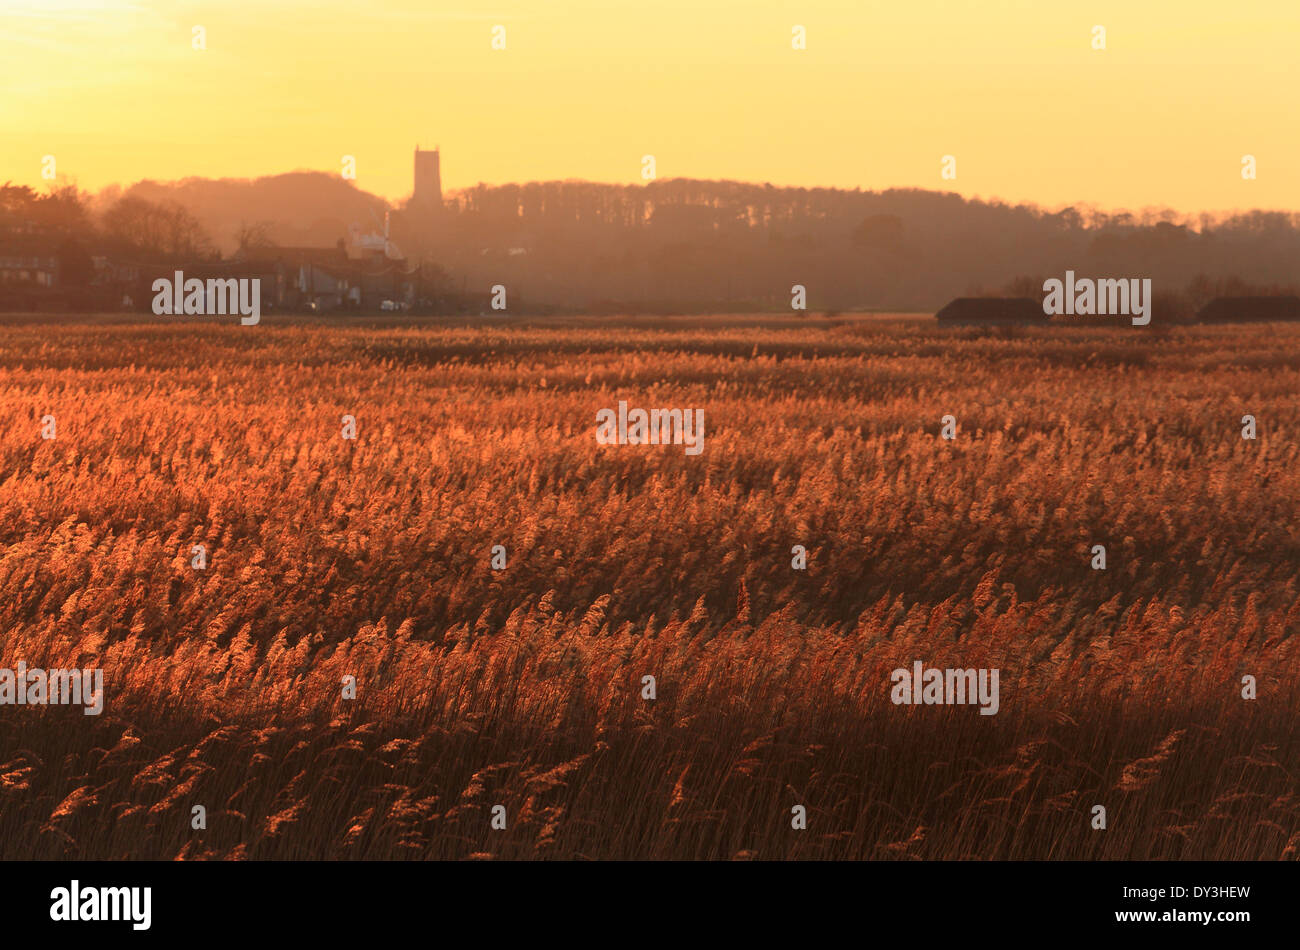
[0,236,59,288]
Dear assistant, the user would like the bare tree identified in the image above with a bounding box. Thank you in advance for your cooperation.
[102,196,212,258]
[235,220,277,253]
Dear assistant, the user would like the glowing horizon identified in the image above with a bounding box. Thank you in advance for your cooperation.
[3,0,1298,215]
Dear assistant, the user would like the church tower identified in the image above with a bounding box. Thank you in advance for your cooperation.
[413,146,443,213]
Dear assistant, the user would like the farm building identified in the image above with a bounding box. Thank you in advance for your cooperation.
[1196,295,1300,323]
[935,297,1047,325]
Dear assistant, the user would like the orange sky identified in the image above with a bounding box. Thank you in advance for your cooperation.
[3,0,1298,213]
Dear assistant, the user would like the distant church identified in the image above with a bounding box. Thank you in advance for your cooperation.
[384,147,447,258]
[412,146,443,216]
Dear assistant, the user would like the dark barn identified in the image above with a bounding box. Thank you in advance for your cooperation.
[935,297,1047,325]
[1196,296,1300,323]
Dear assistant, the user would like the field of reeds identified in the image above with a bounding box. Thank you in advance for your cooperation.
[0,313,1297,860]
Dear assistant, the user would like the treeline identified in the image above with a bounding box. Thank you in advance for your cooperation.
[8,173,1300,313]
[1,182,215,265]
[409,179,1300,312]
